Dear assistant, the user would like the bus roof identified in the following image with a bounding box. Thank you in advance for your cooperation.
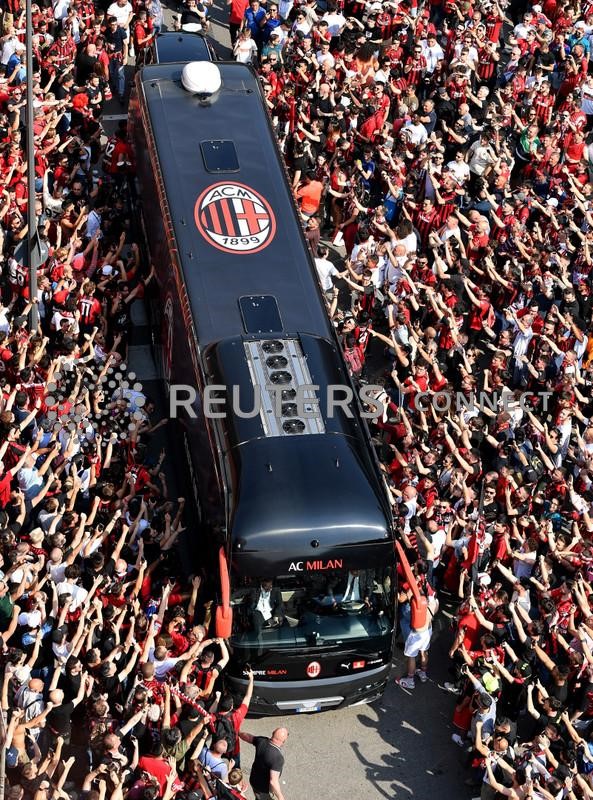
[229,434,392,574]
[136,62,333,348]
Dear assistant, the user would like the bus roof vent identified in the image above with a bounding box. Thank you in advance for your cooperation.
[181,61,222,103]
[243,339,325,437]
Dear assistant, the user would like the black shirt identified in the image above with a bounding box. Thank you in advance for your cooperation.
[76,51,98,84]
[181,6,205,25]
[58,670,82,703]
[48,700,76,735]
[249,737,284,793]
[104,26,127,55]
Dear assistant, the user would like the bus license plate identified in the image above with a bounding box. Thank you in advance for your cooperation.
[296,704,321,713]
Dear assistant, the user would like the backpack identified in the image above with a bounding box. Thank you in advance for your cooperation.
[214,714,236,754]
[212,778,244,800]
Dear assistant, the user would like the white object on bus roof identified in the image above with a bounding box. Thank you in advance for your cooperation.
[181,61,222,100]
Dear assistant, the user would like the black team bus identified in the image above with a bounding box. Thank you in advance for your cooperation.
[129,61,396,715]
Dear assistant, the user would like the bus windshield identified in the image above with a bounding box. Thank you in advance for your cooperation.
[229,567,394,649]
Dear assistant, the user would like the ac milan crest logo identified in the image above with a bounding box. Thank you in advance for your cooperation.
[194,181,276,254]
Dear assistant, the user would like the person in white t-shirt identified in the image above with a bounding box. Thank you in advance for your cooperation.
[322,7,346,37]
[446,151,471,185]
[315,245,346,300]
[233,29,258,64]
[107,0,133,28]
[467,134,497,177]
[581,74,593,116]
[0,28,20,67]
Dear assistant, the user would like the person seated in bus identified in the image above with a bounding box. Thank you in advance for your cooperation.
[247,579,285,632]
[316,569,376,610]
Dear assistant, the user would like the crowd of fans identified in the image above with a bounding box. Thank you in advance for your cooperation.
[238,0,593,797]
[5,0,593,796]
[0,1,278,799]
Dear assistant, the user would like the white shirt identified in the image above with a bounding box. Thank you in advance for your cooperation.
[111,387,147,413]
[431,528,447,564]
[18,610,42,628]
[322,11,345,36]
[234,38,257,64]
[440,224,461,242]
[581,81,593,115]
[513,22,534,39]
[468,142,495,176]
[316,49,335,68]
[293,19,312,35]
[153,656,180,679]
[256,588,272,620]
[394,232,418,255]
[513,550,536,579]
[86,209,101,239]
[403,121,428,146]
[453,43,478,65]
[278,0,294,19]
[56,580,88,611]
[342,573,361,602]
[0,308,9,335]
[0,36,19,66]
[107,1,133,26]
[421,42,444,73]
[512,325,533,359]
[52,0,71,22]
[53,640,72,661]
[315,257,339,291]
[48,561,67,584]
[446,159,471,184]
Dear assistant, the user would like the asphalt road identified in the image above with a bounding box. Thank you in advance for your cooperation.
[236,613,470,800]
[121,4,472,797]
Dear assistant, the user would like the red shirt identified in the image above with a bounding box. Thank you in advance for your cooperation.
[137,755,171,794]
[78,296,102,326]
[0,470,13,508]
[229,0,249,24]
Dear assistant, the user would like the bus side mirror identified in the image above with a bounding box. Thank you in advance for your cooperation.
[215,605,233,639]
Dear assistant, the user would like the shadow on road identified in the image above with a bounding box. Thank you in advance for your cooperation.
[347,614,472,799]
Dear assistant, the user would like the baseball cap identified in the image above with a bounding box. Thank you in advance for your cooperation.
[546,197,559,208]
[482,672,500,693]
[516,661,532,679]
[101,264,114,276]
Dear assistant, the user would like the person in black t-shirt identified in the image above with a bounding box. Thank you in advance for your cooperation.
[239,728,287,800]
[45,675,90,747]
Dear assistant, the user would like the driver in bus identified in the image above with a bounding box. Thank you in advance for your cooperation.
[247,579,285,632]
[317,569,375,610]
